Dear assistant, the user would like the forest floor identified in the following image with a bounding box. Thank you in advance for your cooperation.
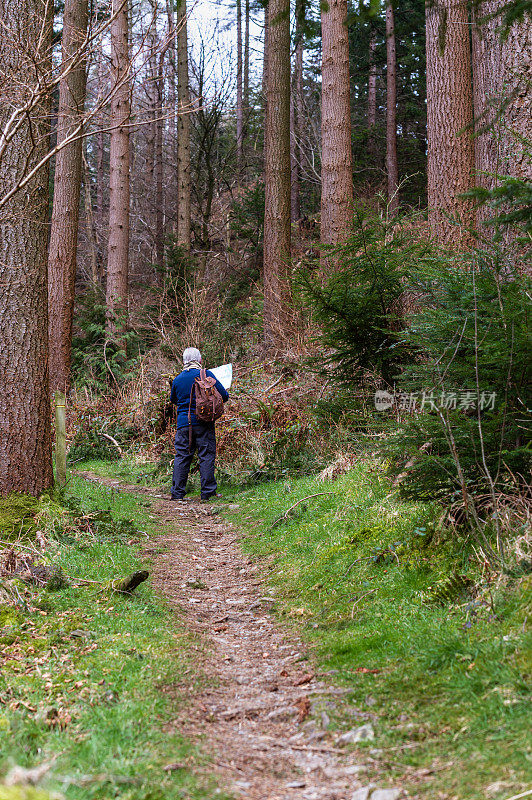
[77,470,403,800]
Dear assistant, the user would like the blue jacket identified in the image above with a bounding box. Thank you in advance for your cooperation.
[170,368,229,429]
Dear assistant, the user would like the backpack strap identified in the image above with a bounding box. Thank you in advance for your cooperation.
[188,383,194,452]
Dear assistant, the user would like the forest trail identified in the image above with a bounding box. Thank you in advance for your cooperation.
[78,472,401,800]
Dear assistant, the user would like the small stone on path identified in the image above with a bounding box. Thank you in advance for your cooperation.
[337,724,374,744]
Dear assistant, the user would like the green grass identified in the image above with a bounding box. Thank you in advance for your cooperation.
[0,475,227,800]
[220,462,531,800]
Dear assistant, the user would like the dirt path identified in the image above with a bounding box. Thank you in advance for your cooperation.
[79,472,402,800]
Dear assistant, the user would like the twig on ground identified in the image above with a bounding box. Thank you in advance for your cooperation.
[351,589,377,618]
[270,493,335,529]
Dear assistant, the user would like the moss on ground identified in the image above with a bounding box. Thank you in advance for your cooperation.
[0,495,64,542]
[221,461,532,800]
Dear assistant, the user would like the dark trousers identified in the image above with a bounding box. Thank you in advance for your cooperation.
[172,423,217,499]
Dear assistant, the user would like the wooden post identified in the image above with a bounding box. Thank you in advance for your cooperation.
[55,391,67,487]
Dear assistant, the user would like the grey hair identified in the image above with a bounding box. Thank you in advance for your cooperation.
[183,347,202,365]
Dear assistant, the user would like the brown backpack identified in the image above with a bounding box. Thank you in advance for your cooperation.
[188,369,224,437]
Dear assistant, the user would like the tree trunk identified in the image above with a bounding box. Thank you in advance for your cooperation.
[236,0,244,172]
[0,0,53,496]
[96,38,106,243]
[166,0,178,234]
[177,0,191,251]
[48,0,89,395]
[244,0,250,134]
[472,1,532,230]
[320,0,354,248]
[155,48,165,275]
[426,0,475,247]
[290,82,301,223]
[386,0,399,214]
[106,0,131,331]
[368,30,377,129]
[263,0,291,347]
[502,17,532,182]
[82,149,101,285]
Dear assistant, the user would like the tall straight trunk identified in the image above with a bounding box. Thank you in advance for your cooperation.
[290,38,302,223]
[472,0,504,229]
[166,0,178,234]
[386,0,399,213]
[426,0,475,247]
[472,3,532,231]
[96,37,106,238]
[320,0,354,247]
[502,18,532,182]
[236,0,243,171]
[106,0,130,330]
[368,30,377,129]
[263,0,291,347]
[0,0,53,495]
[262,6,268,106]
[145,28,157,261]
[244,0,250,127]
[177,0,191,250]
[155,48,165,274]
[48,0,89,395]
[82,149,100,285]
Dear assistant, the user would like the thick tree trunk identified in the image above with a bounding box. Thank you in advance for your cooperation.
[386,0,399,214]
[106,0,131,330]
[236,0,244,172]
[472,3,532,232]
[48,0,89,395]
[263,0,291,347]
[0,0,53,495]
[502,18,532,182]
[320,0,354,248]
[426,0,475,247]
[177,0,191,251]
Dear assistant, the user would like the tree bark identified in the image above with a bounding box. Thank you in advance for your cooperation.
[0,0,53,495]
[368,30,377,130]
[244,0,250,134]
[166,0,178,234]
[426,0,475,247]
[386,0,399,214]
[263,0,291,347]
[320,0,354,248]
[177,0,191,251]
[290,81,301,223]
[106,0,131,331]
[502,17,532,182]
[82,149,101,285]
[236,0,244,172]
[155,48,165,274]
[48,0,89,395]
[472,3,532,235]
[96,34,106,246]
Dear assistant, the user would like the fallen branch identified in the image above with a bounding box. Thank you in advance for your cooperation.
[98,431,123,456]
[270,493,335,529]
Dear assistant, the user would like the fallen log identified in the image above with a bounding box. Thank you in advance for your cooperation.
[107,570,149,594]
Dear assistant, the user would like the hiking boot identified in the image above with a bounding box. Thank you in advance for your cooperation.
[200,493,221,502]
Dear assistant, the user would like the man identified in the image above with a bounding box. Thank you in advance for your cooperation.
[170,348,229,501]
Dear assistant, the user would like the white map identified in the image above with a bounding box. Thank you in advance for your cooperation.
[210,363,233,390]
